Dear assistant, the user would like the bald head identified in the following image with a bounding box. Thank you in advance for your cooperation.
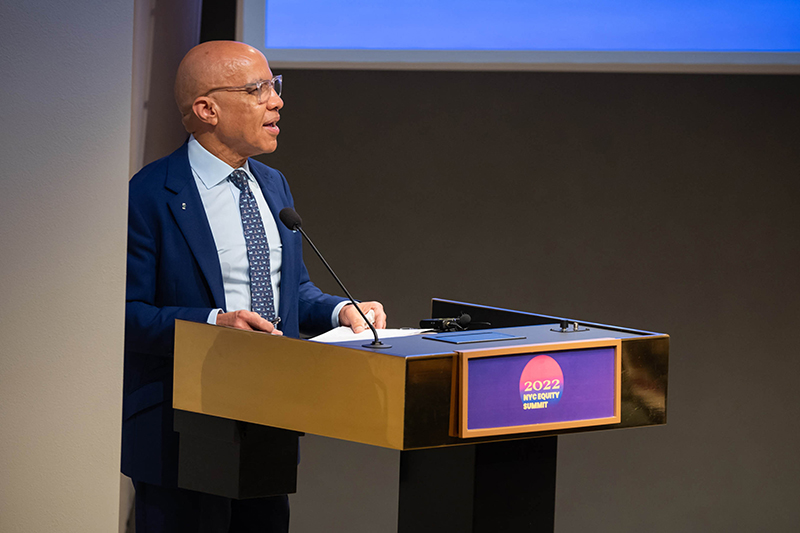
[174,41,266,128]
[172,40,283,167]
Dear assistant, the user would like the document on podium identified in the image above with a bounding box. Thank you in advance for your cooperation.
[310,327,427,344]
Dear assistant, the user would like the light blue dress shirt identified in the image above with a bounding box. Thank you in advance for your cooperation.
[187,136,346,328]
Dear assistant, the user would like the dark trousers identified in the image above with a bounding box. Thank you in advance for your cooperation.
[134,481,289,533]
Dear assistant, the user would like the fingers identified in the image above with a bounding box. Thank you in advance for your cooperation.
[360,301,387,329]
[351,316,368,334]
[341,301,387,333]
[243,312,277,333]
[216,310,282,335]
[370,304,387,329]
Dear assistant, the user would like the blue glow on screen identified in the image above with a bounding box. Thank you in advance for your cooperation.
[264,0,800,52]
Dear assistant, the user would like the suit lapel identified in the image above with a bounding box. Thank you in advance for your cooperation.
[165,145,227,310]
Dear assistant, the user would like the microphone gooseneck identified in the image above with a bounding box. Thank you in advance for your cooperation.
[279,207,390,349]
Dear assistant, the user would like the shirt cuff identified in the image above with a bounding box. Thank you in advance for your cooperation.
[207,308,223,325]
[331,300,351,328]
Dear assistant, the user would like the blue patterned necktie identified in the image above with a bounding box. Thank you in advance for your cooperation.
[229,169,276,321]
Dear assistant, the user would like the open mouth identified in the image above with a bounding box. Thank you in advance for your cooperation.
[264,121,280,133]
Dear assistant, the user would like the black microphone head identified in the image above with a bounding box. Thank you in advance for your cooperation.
[458,313,471,326]
[279,207,303,231]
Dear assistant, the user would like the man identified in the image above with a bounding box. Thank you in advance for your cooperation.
[123,41,386,532]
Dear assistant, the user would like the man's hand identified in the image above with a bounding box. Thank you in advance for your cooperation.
[216,310,282,335]
[338,301,387,333]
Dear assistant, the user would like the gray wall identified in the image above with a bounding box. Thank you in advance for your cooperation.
[258,69,800,531]
[0,2,132,531]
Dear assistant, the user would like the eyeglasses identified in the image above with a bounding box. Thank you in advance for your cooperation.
[201,75,282,104]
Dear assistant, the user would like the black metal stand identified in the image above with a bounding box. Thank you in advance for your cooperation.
[398,437,558,533]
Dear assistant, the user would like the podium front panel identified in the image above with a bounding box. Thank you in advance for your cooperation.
[173,321,407,449]
[174,312,668,451]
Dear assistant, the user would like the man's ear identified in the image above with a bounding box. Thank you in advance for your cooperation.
[192,96,219,126]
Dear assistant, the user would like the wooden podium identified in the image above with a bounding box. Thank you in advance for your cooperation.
[173,299,669,532]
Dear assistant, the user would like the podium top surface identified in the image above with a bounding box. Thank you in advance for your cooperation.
[323,323,651,358]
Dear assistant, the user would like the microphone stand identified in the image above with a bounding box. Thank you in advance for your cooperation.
[293,225,391,349]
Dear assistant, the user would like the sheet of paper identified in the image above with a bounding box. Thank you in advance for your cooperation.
[310,327,428,344]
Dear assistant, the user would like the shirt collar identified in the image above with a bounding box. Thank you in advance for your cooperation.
[187,135,254,189]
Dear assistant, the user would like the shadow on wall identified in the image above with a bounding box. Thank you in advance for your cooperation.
[130,0,201,175]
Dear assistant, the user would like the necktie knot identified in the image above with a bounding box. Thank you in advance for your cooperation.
[229,170,250,192]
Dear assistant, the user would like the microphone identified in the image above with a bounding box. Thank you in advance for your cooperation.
[279,207,391,349]
[420,314,471,332]
[278,207,303,231]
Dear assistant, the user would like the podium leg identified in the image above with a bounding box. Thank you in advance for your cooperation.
[398,437,557,533]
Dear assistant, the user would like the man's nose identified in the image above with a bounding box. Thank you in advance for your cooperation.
[266,92,283,110]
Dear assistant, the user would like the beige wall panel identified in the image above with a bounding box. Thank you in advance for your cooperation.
[0,1,133,531]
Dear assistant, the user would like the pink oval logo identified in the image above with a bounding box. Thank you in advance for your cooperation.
[519,355,564,409]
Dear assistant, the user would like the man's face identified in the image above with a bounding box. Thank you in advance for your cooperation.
[210,52,283,160]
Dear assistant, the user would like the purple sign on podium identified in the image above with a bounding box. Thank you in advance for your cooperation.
[459,340,621,437]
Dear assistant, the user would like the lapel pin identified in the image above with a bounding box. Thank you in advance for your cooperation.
[182,203,186,210]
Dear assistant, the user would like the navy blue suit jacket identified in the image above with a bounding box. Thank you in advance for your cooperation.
[122,144,344,486]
